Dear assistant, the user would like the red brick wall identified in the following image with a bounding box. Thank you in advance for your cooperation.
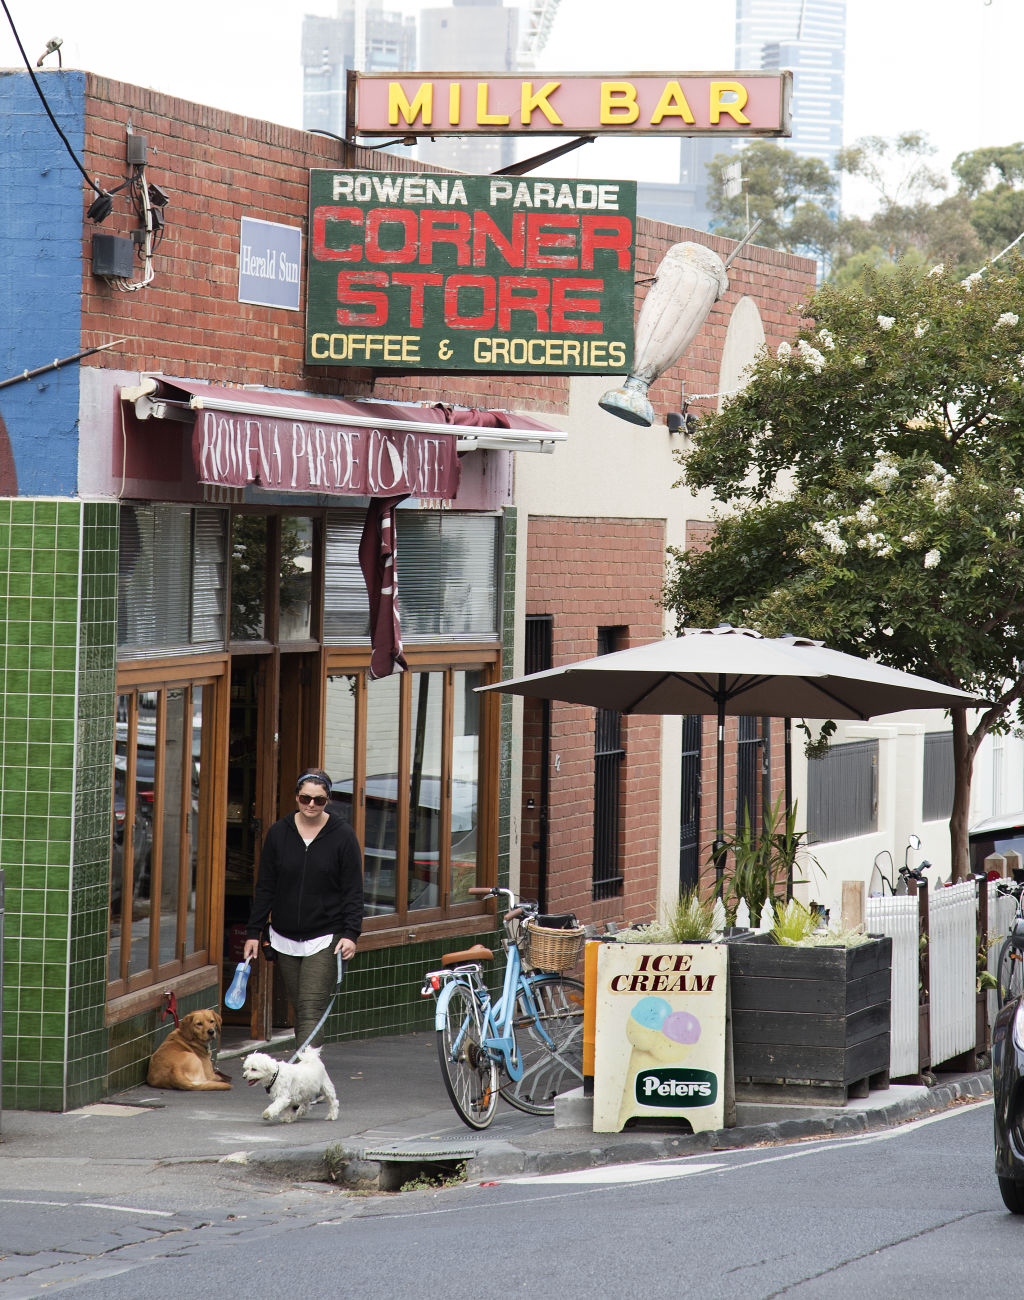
[523,517,665,928]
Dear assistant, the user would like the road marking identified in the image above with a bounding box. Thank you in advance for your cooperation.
[80,1202,174,1217]
[506,1097,993,1186]
[0,1196,173,1217]
[508,1161,726,1184]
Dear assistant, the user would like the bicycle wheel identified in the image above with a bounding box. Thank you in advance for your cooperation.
[998,936,1024,1007]
[499,976,585,1115]
[436,983,498,1130]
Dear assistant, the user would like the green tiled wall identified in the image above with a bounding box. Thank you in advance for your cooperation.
[66,503,119,1108]
[0,500,118,1110]
[326,929,501,1041]
[0,501,80,1109]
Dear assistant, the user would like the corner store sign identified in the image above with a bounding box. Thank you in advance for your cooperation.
[306,169,636,374]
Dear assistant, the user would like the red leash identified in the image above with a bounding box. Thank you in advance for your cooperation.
[161,991,179,1028]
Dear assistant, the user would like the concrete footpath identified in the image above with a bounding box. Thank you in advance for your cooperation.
[0,1031,993,1192]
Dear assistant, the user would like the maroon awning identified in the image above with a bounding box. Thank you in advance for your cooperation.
[121,376,566,500]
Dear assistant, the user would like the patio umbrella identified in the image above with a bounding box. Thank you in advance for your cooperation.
[480,625,984,885]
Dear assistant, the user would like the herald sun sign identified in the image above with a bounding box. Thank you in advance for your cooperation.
[352,71,792,137]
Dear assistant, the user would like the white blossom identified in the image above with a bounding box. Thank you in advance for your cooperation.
[923,549,941,569]
[810,520,848,554]
[927,264,945,277]
[877,315,895,331]
[777,341,792,358]
[855,501,878,526]
[961,271,984,290]
[817,327,836,350]
[866,457,899,488]
[914,321,929,338]
[995,312,1020,330]
[852,354,867,368]
[797,339,826,373]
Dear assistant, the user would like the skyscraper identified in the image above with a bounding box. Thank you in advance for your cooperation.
[302,1,417,141]
[637,0,846,230]
[735,0,845,171]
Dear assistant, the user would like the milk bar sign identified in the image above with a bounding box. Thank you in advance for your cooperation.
[306,169,635,374]
[353,71,792,137]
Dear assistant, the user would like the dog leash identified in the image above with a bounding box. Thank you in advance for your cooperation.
[287,952,346,1064]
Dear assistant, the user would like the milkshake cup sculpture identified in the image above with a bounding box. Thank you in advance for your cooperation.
[599,241,729,428]
[617,995,703,1128]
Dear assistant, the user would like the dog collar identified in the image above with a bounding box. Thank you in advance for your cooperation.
[264,1066,280,1094]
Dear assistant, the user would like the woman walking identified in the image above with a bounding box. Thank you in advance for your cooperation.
[244,769,363,1050]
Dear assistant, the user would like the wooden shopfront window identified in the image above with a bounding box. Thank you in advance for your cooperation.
[323,647,500,942]
[107,656,228,1010]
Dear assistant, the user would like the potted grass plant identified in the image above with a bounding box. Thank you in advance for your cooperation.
[616,888,716,944]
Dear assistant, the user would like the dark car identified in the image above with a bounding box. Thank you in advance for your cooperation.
[992,992,1024,1213]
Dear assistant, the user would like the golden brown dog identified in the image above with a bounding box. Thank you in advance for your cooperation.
[146,1009,232,1090]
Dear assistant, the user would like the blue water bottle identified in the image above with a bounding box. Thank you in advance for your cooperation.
[224,958,251,1010]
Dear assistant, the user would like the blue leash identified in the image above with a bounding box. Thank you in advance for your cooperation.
[288,952,346,1064]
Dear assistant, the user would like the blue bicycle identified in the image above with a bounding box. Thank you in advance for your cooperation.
[421,886,585,1129]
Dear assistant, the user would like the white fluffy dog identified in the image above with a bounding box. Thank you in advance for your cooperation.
[241,1046,339,1123]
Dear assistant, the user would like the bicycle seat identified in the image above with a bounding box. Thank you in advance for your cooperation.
[442,944,494,966]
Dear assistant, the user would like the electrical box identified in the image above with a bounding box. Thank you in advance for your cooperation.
[126,132,148,165]
[91,233,135,280]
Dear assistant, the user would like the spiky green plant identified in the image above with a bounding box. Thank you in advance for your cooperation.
[618,888,715,943]
[770,898,817,946]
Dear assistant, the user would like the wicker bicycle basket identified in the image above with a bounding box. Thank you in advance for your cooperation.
[523,919,586,973]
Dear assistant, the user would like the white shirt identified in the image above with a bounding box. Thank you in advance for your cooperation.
[268,925,333,957]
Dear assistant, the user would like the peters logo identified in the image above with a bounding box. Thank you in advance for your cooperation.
[635,1068,717,1108]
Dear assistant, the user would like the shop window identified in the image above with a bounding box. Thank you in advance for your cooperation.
[231,513,320,645]
[109,678,217,998]
[324,662,489,926]
[279,516,315,641]
[230,515,269,640]
[118,505,227,655]
[323,509,500,644]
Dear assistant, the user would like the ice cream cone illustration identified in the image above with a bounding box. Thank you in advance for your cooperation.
[617,997,703,1128]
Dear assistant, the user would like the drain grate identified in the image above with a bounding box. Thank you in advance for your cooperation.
[361,1140,480,1162]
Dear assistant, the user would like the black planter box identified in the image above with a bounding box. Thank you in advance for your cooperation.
[727,933,892,1103]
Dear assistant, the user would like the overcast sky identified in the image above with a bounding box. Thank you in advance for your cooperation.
[1,0,1021,214]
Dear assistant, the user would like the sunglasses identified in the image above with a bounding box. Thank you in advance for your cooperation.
[297,793,328,806]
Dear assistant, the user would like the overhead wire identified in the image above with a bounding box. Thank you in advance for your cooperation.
[0,0,110,200]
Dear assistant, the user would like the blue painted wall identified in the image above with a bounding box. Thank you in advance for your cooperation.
[0,71,84,496]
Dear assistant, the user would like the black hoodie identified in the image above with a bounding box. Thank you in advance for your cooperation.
[246,811,363,944]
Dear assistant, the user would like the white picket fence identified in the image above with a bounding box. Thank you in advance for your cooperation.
[864,880,996,1078]
[864,892,921,1077]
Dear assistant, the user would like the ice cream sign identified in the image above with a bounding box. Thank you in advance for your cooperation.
[593,944,727,1133]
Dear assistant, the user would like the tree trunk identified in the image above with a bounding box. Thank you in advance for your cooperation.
[949,708,979,881]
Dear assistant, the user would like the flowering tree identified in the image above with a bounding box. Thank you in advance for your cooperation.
[665,259,1024,878]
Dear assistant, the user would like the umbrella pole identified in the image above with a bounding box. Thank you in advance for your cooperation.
[714,687,726,895]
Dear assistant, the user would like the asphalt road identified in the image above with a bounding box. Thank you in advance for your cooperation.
[0,1096,1016,1299]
